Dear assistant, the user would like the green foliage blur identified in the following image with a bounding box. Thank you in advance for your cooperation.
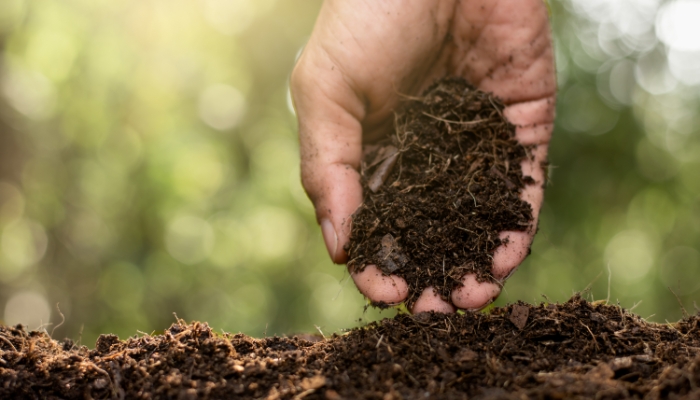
[0,0,698,346]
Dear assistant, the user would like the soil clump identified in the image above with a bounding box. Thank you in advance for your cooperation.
[347,77,534,305]
[3,296,700,399]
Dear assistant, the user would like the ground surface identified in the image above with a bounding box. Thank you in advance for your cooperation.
[347,78,534,306]
[2,296,700,399]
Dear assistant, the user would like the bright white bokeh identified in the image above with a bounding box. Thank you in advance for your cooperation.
[569,0,700,93]
[568,0,661,36]
[667,49,700,86]
[656,1,700,86]
[656,0,700,52]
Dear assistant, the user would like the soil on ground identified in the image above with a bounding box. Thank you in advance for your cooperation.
[347,77,534,306]
[3,296,700,399]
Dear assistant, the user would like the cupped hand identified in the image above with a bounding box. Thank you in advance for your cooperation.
[290,0,556,313]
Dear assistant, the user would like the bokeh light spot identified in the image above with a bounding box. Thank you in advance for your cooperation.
[245,206,301,262]
[656,0,700,52]
[0,219,48,278]
[198,84,246,130]
[25,29,77,82]
[201,0,255,36]
[4,291,51,329]
[200,0,278,36]
[165,215,215,265]
[209,217,251,269]
[608,59,636,106]
[604,230,657,283]
[1,66,56,120]
[635,48,678,95]
[667,48,700,86]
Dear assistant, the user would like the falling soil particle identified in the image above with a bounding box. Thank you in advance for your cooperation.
[3,296,700,399]
[346,77,534,306]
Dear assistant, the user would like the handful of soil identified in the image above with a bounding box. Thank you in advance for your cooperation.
[346,77,534,305]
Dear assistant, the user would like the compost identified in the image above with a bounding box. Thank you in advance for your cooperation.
[346,78,534,305]
[3,296,700,399]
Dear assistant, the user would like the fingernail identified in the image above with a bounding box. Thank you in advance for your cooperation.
[320,219,338,261]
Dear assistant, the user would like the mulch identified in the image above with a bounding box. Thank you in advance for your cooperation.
[347,78,534,306]
[3,295,700,399]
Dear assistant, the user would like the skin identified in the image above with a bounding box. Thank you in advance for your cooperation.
[290,0,556,313]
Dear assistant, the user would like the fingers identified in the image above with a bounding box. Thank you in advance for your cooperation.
[492,231,532,280]
[504,97,556,146]
[452,107,552,305]
[491,143,548,280]
[412,287,455,314]
[290,43,367,263]
[350,264,408,304]
[451,274,501,310]
[485,82,554,282]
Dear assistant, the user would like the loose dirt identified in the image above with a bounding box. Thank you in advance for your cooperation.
[347,78,534,306]
[3,296,700,399]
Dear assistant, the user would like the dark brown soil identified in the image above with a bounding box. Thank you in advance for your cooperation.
[3,296,700,399]
[347,77,534,305]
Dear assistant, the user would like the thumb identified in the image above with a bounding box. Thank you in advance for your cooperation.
[290,51,365,264]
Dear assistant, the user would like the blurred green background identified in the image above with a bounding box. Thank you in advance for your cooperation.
[0,0,698,346]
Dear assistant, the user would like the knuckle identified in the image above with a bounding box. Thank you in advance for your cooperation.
[299,168,321,202]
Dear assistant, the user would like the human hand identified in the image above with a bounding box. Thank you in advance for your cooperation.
[290,0,556,313]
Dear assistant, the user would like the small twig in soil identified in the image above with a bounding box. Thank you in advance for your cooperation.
[376,334,384,349]
[50,303,65,338]
[579,321,599,351]
[421,111,488,126]
[629,300,642,313]
[314,325,326,339]
[606,262,612,304]
[488,96,504,119]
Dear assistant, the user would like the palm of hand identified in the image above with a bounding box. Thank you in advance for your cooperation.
[291,0,556,312]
